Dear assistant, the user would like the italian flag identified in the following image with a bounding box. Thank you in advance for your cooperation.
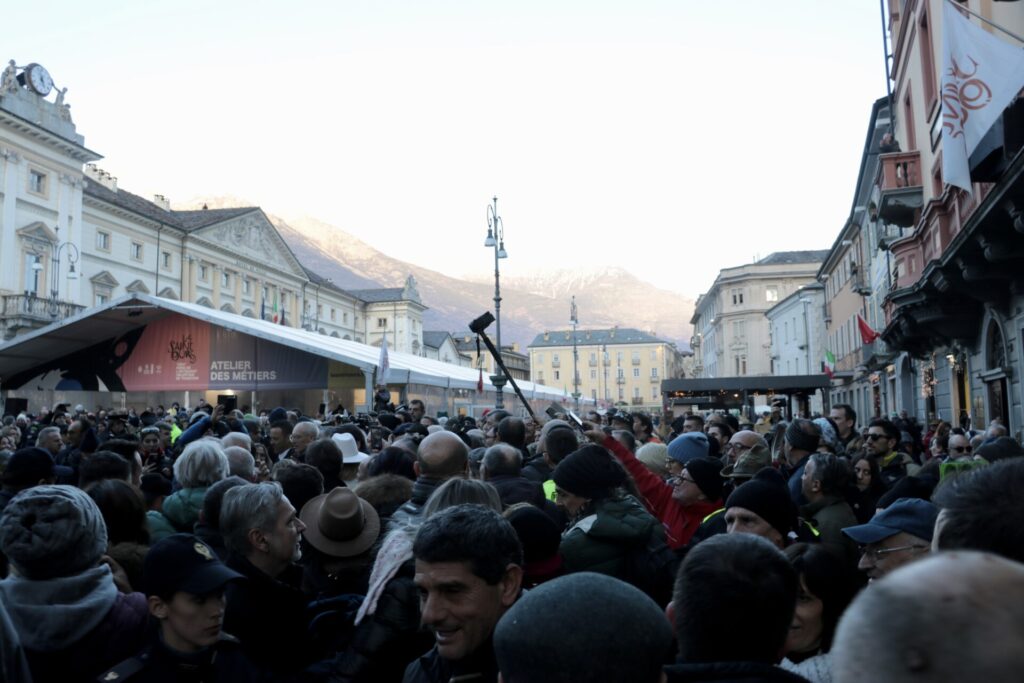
[823,350,836,379]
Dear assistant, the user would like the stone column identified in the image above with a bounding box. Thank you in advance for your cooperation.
[0,150,21,294]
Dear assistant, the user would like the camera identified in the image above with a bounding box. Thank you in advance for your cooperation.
[469,311,495,334]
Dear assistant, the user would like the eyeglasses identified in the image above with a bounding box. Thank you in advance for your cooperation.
[951,446,972,453]
[859,544,928,561]
[726,442,752,451]
[865,433,889,441]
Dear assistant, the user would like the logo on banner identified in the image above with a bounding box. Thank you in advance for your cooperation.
[169,334,197,363]
[942,55,992,141]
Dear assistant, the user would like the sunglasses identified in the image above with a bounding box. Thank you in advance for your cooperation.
[951,445,972,453]
[865,433,889,441]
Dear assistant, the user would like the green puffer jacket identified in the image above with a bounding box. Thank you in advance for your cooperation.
[148,486,208,543]
[559,494,662,580]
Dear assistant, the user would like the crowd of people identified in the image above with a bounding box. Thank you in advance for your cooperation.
[0,396,1021,682]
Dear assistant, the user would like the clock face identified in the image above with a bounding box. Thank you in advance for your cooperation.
[25,63,53,97]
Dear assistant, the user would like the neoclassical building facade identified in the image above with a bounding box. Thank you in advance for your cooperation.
[0,59,424,351]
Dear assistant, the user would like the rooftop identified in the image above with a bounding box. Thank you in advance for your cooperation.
[422,331,454,349]
[528,327,672,348]
[755,250,831,266]
[84,180,258,231]
[346,288,407,303]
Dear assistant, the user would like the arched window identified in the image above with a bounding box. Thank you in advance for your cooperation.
[987,320,1006,369]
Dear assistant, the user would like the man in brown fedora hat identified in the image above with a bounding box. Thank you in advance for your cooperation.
[300,487,382,596]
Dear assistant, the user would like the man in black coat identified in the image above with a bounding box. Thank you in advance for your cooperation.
[219,482,318,675]
[481,444,565,528]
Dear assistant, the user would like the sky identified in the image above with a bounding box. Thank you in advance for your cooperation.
[7,1,888,298]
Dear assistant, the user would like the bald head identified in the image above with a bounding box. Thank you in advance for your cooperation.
[415,430,469,479]
[481,443,522,479]
[833,552,1024,682]
[732,429,767,450]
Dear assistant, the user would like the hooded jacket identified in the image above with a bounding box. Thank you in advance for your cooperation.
[0,565,148,682]
[148,486,208,543]
[559,493,662,580]
[603,435,721,549]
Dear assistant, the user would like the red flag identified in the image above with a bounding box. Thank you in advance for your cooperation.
[857,314,880,344]
[477,367,484,393]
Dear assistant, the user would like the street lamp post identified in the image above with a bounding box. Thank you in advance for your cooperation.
[31,226,79,318]
[570,296,580,412]
[485,196,508,409]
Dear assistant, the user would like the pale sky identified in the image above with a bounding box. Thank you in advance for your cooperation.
[8,1,886,298]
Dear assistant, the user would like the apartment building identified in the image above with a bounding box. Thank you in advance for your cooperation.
[691,252,827,378]
[870,1,1024,432]
[528,328,683,411]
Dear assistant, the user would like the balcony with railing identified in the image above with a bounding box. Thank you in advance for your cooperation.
[833,341,875,375]
[876,151,923,228]
[2,294,85,340]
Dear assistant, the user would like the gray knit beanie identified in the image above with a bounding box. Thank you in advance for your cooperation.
[0,484,108,579]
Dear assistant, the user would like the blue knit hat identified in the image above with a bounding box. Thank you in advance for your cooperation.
[667,432,710,465]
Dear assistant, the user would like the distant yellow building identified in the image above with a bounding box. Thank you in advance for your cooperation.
[528,328,684,411]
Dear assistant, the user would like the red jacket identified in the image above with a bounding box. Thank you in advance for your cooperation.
[603,435,721,549]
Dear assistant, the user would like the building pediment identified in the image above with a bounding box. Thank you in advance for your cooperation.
[125,279,151,294]
[90,270,119,287]
[190,212,307,280]
[17,221,58,245]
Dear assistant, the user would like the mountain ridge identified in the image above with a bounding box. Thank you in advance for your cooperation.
[176,198,695,349]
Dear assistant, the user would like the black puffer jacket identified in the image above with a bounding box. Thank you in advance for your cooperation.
[330,558,434,683]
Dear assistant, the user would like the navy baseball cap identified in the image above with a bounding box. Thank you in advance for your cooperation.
[842,498,939,544]
[142,534,242,598]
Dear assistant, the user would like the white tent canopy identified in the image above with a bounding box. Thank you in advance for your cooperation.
[0,294,572,402]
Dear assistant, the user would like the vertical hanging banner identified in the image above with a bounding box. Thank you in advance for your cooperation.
[120,314,211,390]
[941,1,1024,193]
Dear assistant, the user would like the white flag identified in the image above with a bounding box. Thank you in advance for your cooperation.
[377,334,390,383]
[941,1,1024,193]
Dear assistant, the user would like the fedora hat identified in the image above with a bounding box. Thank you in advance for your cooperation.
[300,487,380,558]
[721,447,771,479]
[331,432,370,464]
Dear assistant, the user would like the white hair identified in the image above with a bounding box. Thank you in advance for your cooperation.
[220,482,284,554]
[221,431,252,450]
[174,438,230,488]
[35,426,61,445]
[223,446,256,481]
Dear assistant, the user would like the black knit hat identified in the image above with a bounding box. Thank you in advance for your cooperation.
[725,467,794,538]
[506,504,563,582]
[685,457,724,501]
[553,445,626,499]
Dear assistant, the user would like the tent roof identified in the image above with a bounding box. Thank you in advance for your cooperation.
[0,294,567,399]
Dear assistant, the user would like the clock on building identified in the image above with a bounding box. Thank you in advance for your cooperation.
[23,63,53,96]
